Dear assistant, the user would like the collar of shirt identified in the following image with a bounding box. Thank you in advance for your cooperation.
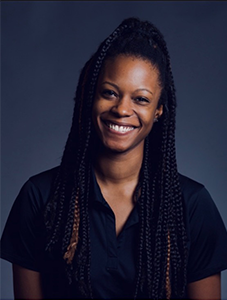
[91,168,139,230]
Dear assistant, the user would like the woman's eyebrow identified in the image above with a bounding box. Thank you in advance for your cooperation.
[101,82,153,95]
[135,88,153,95]
[101,81,119,89]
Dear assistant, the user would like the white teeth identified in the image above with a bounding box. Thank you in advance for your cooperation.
[108,123,134,133]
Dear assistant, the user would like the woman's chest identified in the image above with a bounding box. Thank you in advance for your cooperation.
[89,202,139,298]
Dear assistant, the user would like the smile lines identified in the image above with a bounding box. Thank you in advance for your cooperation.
[107,122,135,133]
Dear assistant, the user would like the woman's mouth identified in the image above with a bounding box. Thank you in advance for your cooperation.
[105,121,135,133]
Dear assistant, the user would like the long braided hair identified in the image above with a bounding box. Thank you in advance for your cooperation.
[44,17,188,299]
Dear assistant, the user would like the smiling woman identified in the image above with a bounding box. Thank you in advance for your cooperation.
[1,17,227,299]
[92,55,163,154]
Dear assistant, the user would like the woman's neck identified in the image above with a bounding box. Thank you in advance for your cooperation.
[93,149,144,185]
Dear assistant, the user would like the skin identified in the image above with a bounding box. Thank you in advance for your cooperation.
[92,54,163,156]
[13,264,43,299]
[187,273,221,299]
[92,55,163,235]
[12,54,221,299]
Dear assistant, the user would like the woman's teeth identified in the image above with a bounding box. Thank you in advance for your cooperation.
[108,123,134,133]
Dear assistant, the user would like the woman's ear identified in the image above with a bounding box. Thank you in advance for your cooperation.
[155,104,163,119]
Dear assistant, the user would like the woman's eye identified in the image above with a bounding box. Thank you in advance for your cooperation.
[135,96,150,104]
[101,89,117,98]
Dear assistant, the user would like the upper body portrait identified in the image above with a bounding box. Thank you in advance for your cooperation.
[1,16,227,299]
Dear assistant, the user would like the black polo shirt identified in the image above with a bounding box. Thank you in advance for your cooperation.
[1,166,227,299]
[90,171,139,298]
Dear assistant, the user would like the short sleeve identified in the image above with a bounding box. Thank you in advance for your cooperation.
[187,186,227,283]
[0,179,46,271]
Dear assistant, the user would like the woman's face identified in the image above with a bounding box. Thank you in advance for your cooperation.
[92,54,163,155]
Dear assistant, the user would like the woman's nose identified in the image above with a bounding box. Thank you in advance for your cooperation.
[110,97,133,117]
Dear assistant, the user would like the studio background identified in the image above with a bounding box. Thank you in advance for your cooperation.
[1,1,227,299]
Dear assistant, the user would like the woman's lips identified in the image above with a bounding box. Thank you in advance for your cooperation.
[103,120,136,134]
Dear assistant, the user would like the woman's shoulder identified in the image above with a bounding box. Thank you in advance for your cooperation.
[178,173,204,195]
[178,174,227,282]
[178,173,220,223]
[178,173,210,210]
[178,172,226,239]
[28,165,60,187]
[16,166,60,208]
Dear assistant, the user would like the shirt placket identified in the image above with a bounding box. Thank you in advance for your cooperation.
[105,211,118,271]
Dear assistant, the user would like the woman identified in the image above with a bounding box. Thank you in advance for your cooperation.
[1,17,227,299]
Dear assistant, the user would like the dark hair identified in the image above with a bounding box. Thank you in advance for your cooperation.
[44,17,188,299]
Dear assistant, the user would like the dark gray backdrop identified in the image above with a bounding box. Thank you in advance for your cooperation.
[1,1,227,299]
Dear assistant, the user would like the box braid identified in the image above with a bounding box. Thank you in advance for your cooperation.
[44,17,188,299]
